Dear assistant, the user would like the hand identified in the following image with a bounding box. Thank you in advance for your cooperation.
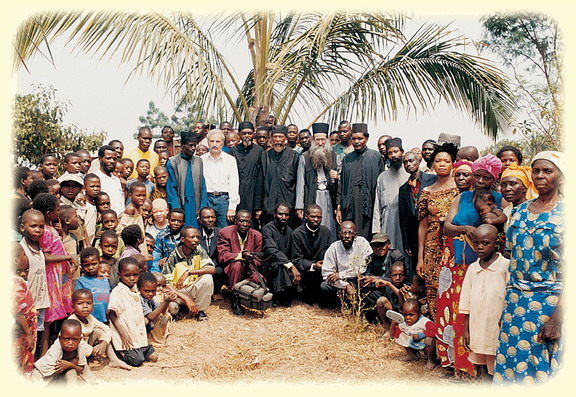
[312,261,323,271]
[242,250,255,260]
[54,360,74,374]
[254,210,262,220]
[95,230,103,240]
[329,169,339,180]
[463,328,471,350]
[69,257,79,275]
[296,209,304,220]
[158,257,167,269]
[92,342,108,358]
[291,267,301,284]
[176,271,189,290]
[537,316,562,342]
[165,289,178,302]
[405,248,412,256]
[227,209,236,224]
[119,332,133,350]
[345,283,356,297]
[326,273,340,284]
[374,279,388,288]
[335,208,342,225]
[416,260,424,277]
[463,226,476,240]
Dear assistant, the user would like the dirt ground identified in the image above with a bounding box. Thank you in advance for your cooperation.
[89,298,452,386]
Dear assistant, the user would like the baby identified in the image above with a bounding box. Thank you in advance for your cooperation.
[473,189,507,229]
[390,299,436,369]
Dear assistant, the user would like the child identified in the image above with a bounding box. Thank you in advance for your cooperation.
[473,189,507,229]
[147,198,169,237]
[19,209,50,357]
[121,158,135,181]
[67,289,131,370]
[113,160,127,198]
[390,299,436,369]
[59,205,81,280]
[134,253,148,272]
[126,159,155,199]
[32,318,93,384]
[26,179,49,201]
[14,165,33,199]
[138,271,176,347]
[150,166,168,201]
[145,233,156,271]
[75,247,111,324]
[95,209,125,254]
[108,257,158,367]
[225,131,240,149]
[120,224,145,259]
[99,230,121,288]
[95,192,112,215]
[141,199,153,228]
[196,144,209,156]
[13,197,32,242]
[158,150,170,167]
[83,173,101,244]
[399,274,429,318]
[45,179,61,199]
[374,261,408,336]
[39,154,59,180]
[60,152,82,176]
[98,262,112,281]
[460,224,509,380]
[32,193,77,350]
[117,182,148,254]
[13,243,38,375]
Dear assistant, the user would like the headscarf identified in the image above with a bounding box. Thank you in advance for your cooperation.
[532,151,565,175]
[501,164,538,200]
[452,160,473,176]
[471,154,502,180]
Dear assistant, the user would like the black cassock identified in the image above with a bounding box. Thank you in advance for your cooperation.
[261,220,293,293]
[337,147,385,239]
[228,143,265,213]
[261,147,302,216]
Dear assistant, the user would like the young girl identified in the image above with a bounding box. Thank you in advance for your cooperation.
[74,247,111,324]
[107,257,158,367]
[31,193,77,346]
[390,298,436,369]
[67,289,131,370]
[13,243,38,375]
[460,224,509,380]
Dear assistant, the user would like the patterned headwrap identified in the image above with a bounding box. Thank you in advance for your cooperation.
[471,154,502,180]
[452,160,473,176]
[500,164,538,200]
[532,151,565,175]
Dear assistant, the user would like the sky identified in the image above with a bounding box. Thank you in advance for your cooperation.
[14,13,503,154]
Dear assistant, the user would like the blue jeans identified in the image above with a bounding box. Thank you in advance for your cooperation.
[208,193,230,229]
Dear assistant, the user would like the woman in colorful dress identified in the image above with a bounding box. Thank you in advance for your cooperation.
[416,143,459,322]
[436,154,506,380]
[493,151,564,384]
[500,163,538,234]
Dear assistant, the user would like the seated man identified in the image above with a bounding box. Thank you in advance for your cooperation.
[261,203,300,307]
[217,210,263,316]
[162,226,215,321]
[197,206,224,295]
[151,208,185,272]
[320,221,372,307]
[290,204,333,304]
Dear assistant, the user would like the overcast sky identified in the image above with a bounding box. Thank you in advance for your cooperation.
[12,13,535,154]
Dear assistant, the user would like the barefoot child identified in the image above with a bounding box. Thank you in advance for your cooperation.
[75,248,111,324]
[120,225,145,259]
[13,243,38,375]
[19,209,50,357]
[374,261,408,336]
[138,272,177,347]
[107,257,158,367]
[390,298,436,369]
[460,224,509,380]
[32,319,93,384]
[117,182,148,255]
[67,289,131,370]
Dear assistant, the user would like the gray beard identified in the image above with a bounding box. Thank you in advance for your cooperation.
[310,144,332,170]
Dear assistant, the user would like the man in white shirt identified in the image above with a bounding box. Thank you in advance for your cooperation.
[320,221,373,307]
[201,129,240,228]
[94,145,125,215]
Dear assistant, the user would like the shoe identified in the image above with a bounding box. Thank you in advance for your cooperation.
[196,311,208,321]
[232,300,245,316]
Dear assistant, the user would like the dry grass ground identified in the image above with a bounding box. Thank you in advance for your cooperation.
[91,299,451,385]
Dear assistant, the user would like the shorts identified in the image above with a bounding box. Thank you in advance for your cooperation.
[116,345,156,367]
[37,308,46,332]
[468,352,496,375]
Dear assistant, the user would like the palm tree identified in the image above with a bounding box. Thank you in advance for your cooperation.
[14,10,515,137]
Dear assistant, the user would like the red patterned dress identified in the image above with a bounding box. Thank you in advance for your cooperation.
[13,276,38,375]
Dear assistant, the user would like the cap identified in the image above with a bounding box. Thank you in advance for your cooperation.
[371,232,390,244]
[351,123,368,134]
[312,123,330,134]
[57,173,84,186]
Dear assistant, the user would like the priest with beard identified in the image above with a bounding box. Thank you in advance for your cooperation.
[372,137,409,254]
[302,122,338,241]
[336,123,385,239]
[228,121,265,225]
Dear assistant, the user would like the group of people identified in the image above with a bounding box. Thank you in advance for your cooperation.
[12,117,564,385]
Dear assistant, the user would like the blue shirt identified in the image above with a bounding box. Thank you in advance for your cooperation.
[74,276,111,323]
[151,227,180,271]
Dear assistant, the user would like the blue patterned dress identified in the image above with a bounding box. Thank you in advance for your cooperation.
[493,199,563,384]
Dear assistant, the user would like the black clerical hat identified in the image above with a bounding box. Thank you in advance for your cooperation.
[312,123,330,134]
[351,123,368,134]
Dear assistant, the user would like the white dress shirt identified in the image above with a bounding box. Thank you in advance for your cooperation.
[201,151,240,210]
[94,169,125,215]
[322,236,373,287]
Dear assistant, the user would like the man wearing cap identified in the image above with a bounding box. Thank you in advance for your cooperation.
[398,151,436,278]
[302,122,339,240]
[372,137,409,254]
[261,125,305,225]
[126,126,159,179]
[228,121,265,222]
[166,131,208,228]
[336,123,385,239]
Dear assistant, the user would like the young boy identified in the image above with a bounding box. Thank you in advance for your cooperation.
[121,158,135,181]
[67,289,131,370]
[158,150,170,167]
[98,263,112,281]
[141,199,153,228]
[108,257,158,367]
[138,271,176,346]
[99,230,121,288]
[374,261,408,336]
[390,299,436,369]
[83,173,101,244]
[59,205,81,280]
[60,152,82,176]
[145,233,156,271]
[120,224,145,259]
[32,318,94,384]
[150,166,168,201]
[74,247,111,324]
[460,224,509,380]
[117,182,148,255]
[39,154,59,180]
[19,209,50,357]
[126,159,155,199]
[147,198,169,237]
